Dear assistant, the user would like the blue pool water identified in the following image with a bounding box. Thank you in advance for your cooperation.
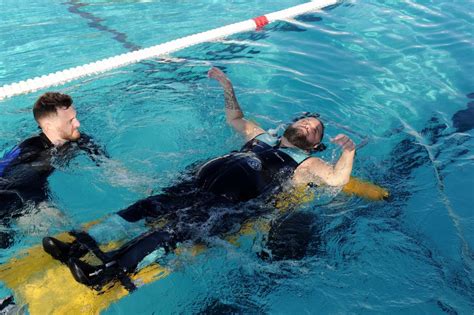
[1,0,473,314]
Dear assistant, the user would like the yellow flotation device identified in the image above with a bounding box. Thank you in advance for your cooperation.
[0,231,169,314]
[235,177,389,243]
[342,177,389,201]
[0,177,388,315]
[274,176,389,212]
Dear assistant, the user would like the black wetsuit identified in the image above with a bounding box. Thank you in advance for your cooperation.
[54,134,310,288]
[118,135,304,231]
[0,132,107,247]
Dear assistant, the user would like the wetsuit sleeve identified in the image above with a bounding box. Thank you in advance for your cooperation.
[0,146,22,177]
[0,136,54,204]
[1,138,49,176]
[76,133,110,165]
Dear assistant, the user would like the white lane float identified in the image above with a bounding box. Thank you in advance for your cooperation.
[0,0,338,101]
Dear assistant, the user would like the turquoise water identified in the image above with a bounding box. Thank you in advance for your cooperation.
[1,0,473,314]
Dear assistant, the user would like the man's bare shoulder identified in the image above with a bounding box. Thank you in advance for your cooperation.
[230,118,265,141]
[300,156,334,173]
[292,157,329,186]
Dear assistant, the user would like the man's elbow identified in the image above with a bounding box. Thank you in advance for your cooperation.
[226,117,236,125]
[227,117,244,128]
[325,175,350,187]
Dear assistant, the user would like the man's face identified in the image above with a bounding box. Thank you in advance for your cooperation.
[51,106,81,141]
[291,117,323,147]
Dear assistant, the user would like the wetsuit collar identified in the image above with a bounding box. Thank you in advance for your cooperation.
[39,132,55,148]
[277,137,309,154]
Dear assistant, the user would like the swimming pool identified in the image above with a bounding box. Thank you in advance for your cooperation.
[1,0,473,313]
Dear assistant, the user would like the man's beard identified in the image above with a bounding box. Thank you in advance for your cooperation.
[283,125,314,150]
[65,129,81,141]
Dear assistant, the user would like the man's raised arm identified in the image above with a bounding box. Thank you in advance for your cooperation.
[295,134,356,187]
[208,67,264,141]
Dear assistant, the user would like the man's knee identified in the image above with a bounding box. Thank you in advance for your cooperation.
[117,196,164,222]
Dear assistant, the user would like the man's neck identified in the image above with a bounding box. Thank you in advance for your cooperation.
[279,137,297,149]
[41,130,67,147]
[279,136,310,153]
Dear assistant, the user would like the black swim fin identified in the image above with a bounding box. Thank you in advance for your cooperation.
[65,230,175,287]
[42,237,88,263]
[67,258,107,286]
[43,237,72,263]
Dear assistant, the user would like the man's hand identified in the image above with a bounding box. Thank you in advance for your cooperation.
[331,134,355,152]
[208,67,231,87]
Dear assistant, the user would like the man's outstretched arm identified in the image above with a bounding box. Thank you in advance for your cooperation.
[208,67,265,141]
[76,133,110,165]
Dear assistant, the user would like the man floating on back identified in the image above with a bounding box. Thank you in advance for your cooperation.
[41,67,360,287]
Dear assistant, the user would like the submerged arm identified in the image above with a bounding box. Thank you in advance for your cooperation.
[76,133,110,165]
[208,67,264,141]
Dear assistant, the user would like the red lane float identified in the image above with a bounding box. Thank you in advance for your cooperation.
[253,15,270,29]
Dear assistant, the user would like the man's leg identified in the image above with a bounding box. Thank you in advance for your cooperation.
[116,195,170,222]
[117,180,201,223]
[43,189,186,264]
[260,211,319,261]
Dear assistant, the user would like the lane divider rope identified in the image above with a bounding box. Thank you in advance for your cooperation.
[0,0,337,101]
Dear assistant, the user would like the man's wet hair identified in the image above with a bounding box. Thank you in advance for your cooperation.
[33,92,73,123]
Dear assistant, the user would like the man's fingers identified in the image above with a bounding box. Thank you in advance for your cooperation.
[208,68,218,78]
[330,134,346,142]
[342,138,355,151]
[208,67,225,80]
[330,134,355,151]
[207,68,216,78]
[342,141,355,151]
[330,134,346,143]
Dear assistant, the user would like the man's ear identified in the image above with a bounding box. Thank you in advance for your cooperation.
[313,143,327,152]
[38,118,51,132]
